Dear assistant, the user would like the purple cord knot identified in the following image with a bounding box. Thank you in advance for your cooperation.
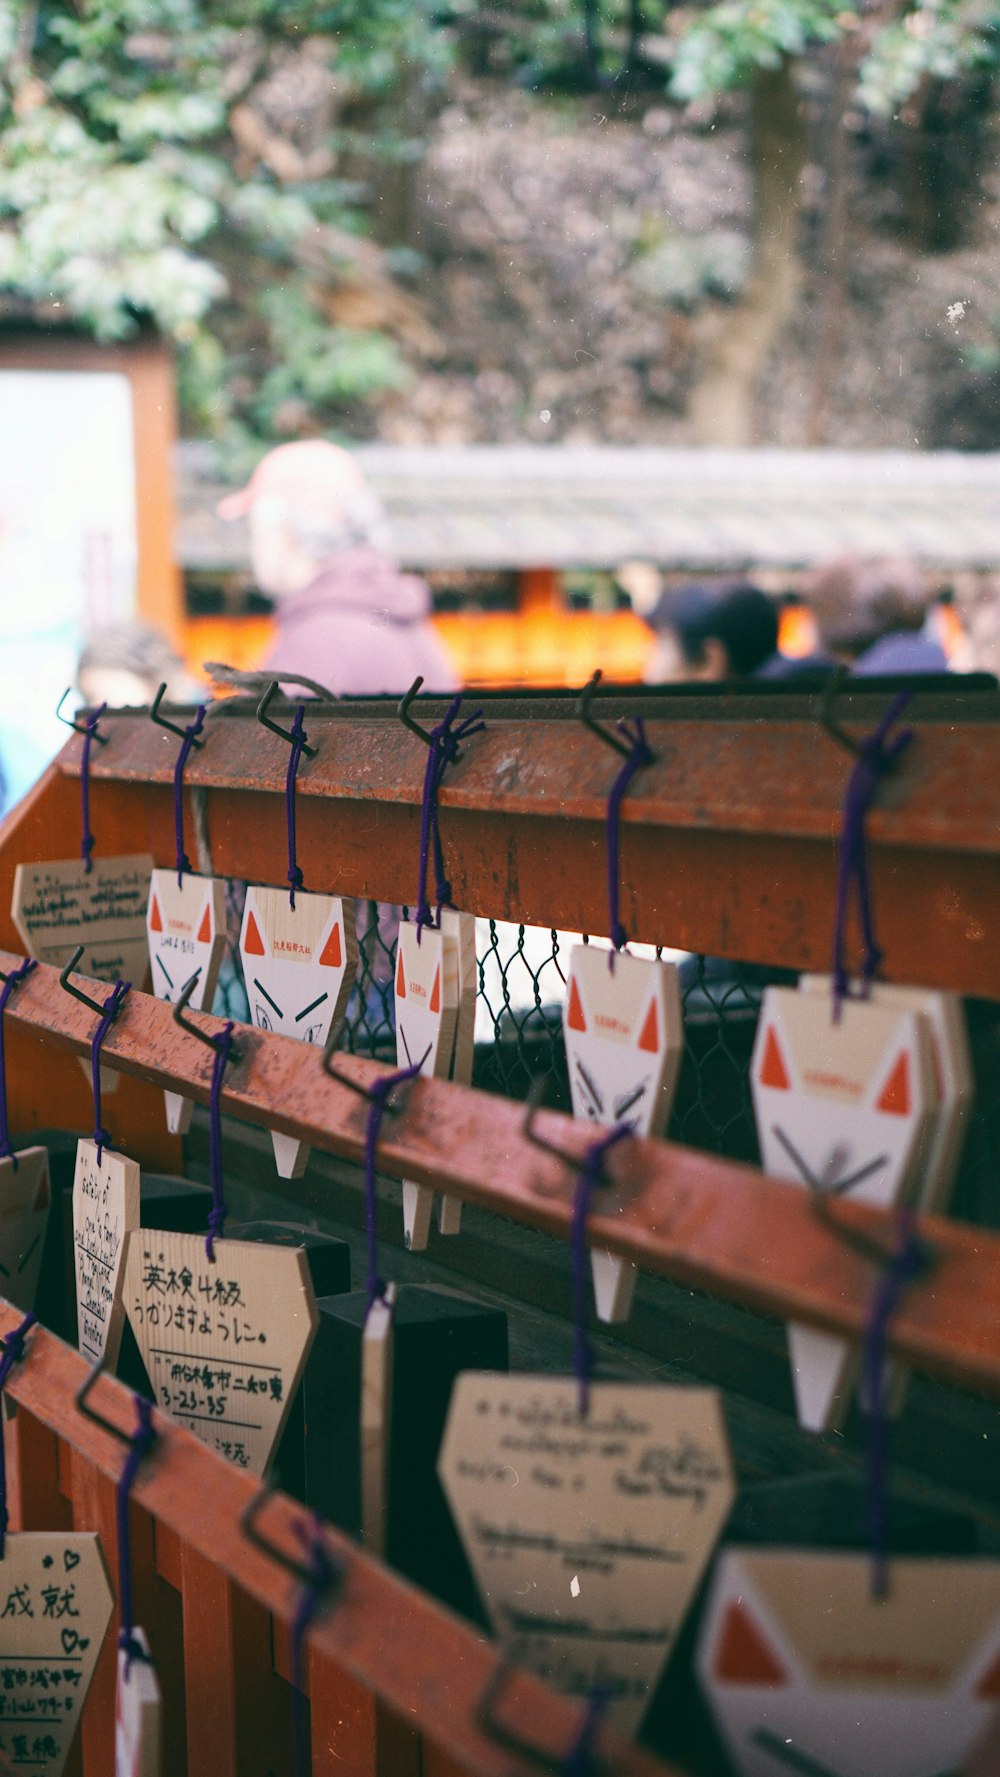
[605,716,652,958]
[285,705,309,910]
[572,1122,634,1415]
[79,704,106,875]
[173,705,206,887]
[363,1058,424,1309]
[561,1683,611,1777]
[91,979,131,1165]
[0,958,36,1166]
[862,1207,932,1599]
[415,696,485,938]
[116,1394,157,1673]
[832,692,912,1017]
[0,1312,36,1556]
[205,1022,235,1260]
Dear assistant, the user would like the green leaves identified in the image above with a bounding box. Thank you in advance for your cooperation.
[670,0,843,99]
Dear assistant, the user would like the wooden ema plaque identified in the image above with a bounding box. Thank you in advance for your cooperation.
[0,1149,50,1316]
[115,1631,161,1777]
[239,886,357,1179]
[123,1230,319,1477]
[0,1531,113,1777]
[73,1138,140,1370]
[751,987,934,1433]
[439,1374,735,1734]
[146,870,227,1136]
[564,945,683,1323]
[800,977,973,1417]
[434,909,477,1235]
[12,856,153,985]
[698,1549,1000,1777]
[360,1286,396,1557]
[394,921,459,1251]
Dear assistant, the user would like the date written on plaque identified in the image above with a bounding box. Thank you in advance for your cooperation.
[123,1231,319,1478]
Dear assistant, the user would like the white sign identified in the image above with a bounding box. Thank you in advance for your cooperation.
[439,1374,735,1734]
[0,1531,114,1777]
[115,1631,161,1777]
[147,870,227,1135]
[698,1548,1000,1777]
[73,1138,140,1369]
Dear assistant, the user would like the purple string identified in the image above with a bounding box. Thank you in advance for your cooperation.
[116,1394,156,1674]
[0,960,36,1166]
[285,705,308,910]
[561,1684,611,1777]
[861,1207,931,1599]
[290,1516,343,1777]
[414,695,485,939]
[91,980,130,1165]
[173,705,206,887]
[362,1058,424,1311]
[831,692,912,1017]
[79,703,106,873]
[206,1022,235,1261]
[605,717,653,960]
[0,1313,36,1559]
[571,1122,633,1415]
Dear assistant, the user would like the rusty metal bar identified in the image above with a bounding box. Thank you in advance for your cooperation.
[5,951,1000,1402]
[0,1304,676,1777]
[50,696,1000,994]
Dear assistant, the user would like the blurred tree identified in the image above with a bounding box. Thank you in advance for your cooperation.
[0,0,452,454]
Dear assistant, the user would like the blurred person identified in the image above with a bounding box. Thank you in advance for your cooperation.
[644,580,780,682]
[802,553,949,676]
[217,439,457,696]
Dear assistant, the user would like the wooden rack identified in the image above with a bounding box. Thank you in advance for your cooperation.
[0,681,998,1774]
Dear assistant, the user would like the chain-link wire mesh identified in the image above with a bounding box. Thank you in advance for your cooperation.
[211,885,999,1219]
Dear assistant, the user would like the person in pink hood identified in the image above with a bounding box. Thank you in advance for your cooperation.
[218,439,458,696]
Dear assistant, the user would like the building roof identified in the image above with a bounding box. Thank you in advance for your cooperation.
[176,443,1000,573]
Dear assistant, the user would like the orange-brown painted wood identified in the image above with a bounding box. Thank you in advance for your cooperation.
[0,1309,679,1777]
[181,1543,287,1777]
[1,954,998,1401]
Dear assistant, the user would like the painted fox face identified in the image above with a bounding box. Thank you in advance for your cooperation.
[699,1548,1000,1777]
[564,945,683,1136]
[239,886,357,1047]
[147,869,226,1010]
[394,919,459,1080]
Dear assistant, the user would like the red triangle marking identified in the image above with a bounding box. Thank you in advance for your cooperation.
[396,950,406,999]
[637,997,659,1054]
[429,965,441,1015]
[759,1025,790,1091]
[244,911,265,957]
[713,1601,789,1686]
[976,1647,1000,1698]
[319,922,342,969]
[567,976,586,1033]
[196,904,212,945]
[149,895,162,934]
[876,1050,911,1117]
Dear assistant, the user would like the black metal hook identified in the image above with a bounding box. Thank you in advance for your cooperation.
[819,667,864,759]
[770,1123,923,1269]
[75,1359,152,1451]
[173,971,243,1063]
[397,675,435,748]
[256,682,317,758]
[474,1659,608,1774]
[322,1019,430,1106]
[575,670,632,761]
[56,688,108,744]
[241,1479,345,1595]
[149,682,204,747]
[522,1077,626,1184]
[59,946,121,1020]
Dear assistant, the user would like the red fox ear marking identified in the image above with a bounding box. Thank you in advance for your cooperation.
[396,951,406,998]
[876,1050,910,1117]
[567,976,586,1032]
[244,911,266,956]
[758,1026,791,1091]
[319,922,342,968]
[637,996,659,1054]
[196,904,212,944]
[713,1601,789,1687]
[149,895,163,933]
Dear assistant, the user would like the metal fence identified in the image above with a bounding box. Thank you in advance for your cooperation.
[213,883,999,1227]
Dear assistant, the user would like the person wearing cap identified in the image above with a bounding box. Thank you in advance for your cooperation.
[218,440,458,696]
[801,553,949,676]
[644,580,781,682]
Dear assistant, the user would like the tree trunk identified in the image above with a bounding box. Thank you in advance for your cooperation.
[688,59,808,445]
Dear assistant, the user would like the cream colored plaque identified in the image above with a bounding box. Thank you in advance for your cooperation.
[394,921,459,1250]
[12,855,153,985]
[564,944,684,1323]
[360,1286,396,1558]
[0,1148,51,1315]
[0,1531,113,1777]
[115,1630,161,1777]
[751,987,934,1433]
[73,1138,140,1369]
[123,1230,319,1477]
[436,908,477,1234]
[439,1374,735,1734]
[240,885,357,1178]
[147,869,227,1135]
[698,1549,1000,1777]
